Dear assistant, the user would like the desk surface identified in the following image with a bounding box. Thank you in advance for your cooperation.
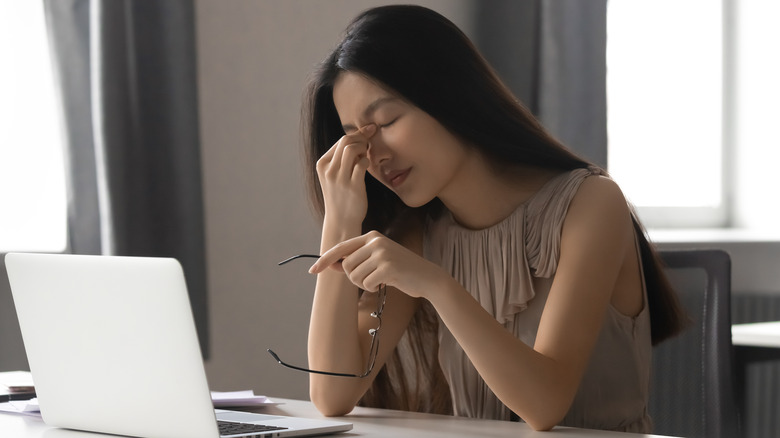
[732,321,780,348]
[0,397,677,438]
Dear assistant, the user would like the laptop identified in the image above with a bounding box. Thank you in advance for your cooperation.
[5,252,352,438]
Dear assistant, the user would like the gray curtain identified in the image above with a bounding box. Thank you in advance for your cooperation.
[43,0,209,357]
[475,0,608,167]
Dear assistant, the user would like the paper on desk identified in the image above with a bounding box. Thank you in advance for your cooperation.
[0,371,34,393]
[0,388,277,417]
[211,390,281,407]
[0,398,41,417]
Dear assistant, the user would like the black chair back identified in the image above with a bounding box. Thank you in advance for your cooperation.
[649,249,739,438]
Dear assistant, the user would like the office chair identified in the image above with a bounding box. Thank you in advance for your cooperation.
[648,249,740,438]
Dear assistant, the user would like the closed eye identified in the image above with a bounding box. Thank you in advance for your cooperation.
[379,117,399,129]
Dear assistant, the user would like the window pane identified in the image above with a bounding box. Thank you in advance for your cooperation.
[733,0,780,229]
[607,0,722,209]
[0,0,67,252]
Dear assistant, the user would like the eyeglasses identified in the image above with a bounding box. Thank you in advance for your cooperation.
[267,254,386,378]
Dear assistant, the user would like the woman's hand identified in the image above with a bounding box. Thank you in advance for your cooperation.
[316,124,377,227]
[308,230,448,300]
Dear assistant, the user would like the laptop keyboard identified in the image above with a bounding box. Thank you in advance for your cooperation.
[218,420,289,437]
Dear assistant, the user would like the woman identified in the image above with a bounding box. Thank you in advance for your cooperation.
[295,4,686,433]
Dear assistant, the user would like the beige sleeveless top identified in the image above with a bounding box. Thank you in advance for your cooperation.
[423,167,652,433]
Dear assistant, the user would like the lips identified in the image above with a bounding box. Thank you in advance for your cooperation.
[384,168,411,188]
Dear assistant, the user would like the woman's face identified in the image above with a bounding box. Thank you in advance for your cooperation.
[332,72,474,207]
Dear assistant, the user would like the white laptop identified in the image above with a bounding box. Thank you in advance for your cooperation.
[5,252,352,438]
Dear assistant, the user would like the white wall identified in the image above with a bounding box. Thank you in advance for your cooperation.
[195,0,476,400]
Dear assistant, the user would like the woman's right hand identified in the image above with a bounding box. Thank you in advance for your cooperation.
[315,124,377,227]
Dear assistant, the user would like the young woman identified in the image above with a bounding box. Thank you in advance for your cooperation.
[290,4,686,433]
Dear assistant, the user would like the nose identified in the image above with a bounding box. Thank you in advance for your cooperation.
[358,123,390,168]
[366,137,390,167]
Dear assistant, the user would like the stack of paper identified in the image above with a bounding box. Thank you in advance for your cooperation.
[0,392,281,417]
[0,371,35,403]
[210,390,280,408]
[0,373,279,417]
[0,371,34,392]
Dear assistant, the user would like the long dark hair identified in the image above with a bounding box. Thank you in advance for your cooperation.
[302,4,687,413]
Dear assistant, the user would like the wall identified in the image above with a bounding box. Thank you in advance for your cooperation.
[194,0,476,399]
[0,259,29,371]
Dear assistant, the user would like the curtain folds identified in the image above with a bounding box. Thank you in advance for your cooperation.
[475,0,608,167]
[43,0,209,357]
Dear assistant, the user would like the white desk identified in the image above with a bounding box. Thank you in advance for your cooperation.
[0,397,678,437]
[732,321,780,348]
[731,321,780,431]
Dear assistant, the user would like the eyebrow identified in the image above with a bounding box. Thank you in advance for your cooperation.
[341,96,400,132]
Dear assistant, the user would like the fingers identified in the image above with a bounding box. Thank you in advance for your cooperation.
[309,231,384,274]
[339,246,379,290]
[351,265,385,293]
[337,125,376,179]
[339,140,366,180]
[317,124,377,180]
[309,236,367,274]
[309,232,384,290]
[352,156,370,182]
[358,123,377,138]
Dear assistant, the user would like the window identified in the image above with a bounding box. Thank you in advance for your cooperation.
[607,0,723,228]
[607,0,780,230]
[0,1,67,252]
[731,0,780,230]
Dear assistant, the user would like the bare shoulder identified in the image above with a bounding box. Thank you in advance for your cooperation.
[568,175,631,219]
[561,174,634,249]
[575,174,627,203]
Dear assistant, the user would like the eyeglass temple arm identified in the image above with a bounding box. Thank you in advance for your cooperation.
[278,254,320,266]
[266,349,364,378]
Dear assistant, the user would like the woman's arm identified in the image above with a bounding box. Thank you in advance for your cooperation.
[311,176,637,429]
[306,124,420,415]
[307,220,420,416]
[427,176,636,429]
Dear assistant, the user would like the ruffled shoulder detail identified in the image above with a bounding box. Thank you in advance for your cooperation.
[525,166,606,278]
[422,166,605,323]
[424,205,536,324]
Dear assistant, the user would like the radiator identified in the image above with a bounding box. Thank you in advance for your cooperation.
[732,293,780,438]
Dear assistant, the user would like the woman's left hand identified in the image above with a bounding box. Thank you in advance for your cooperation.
[308,230,446,299]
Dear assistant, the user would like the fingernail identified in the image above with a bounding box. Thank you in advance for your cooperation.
[308,264,317,274]
[360,124,376,136]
